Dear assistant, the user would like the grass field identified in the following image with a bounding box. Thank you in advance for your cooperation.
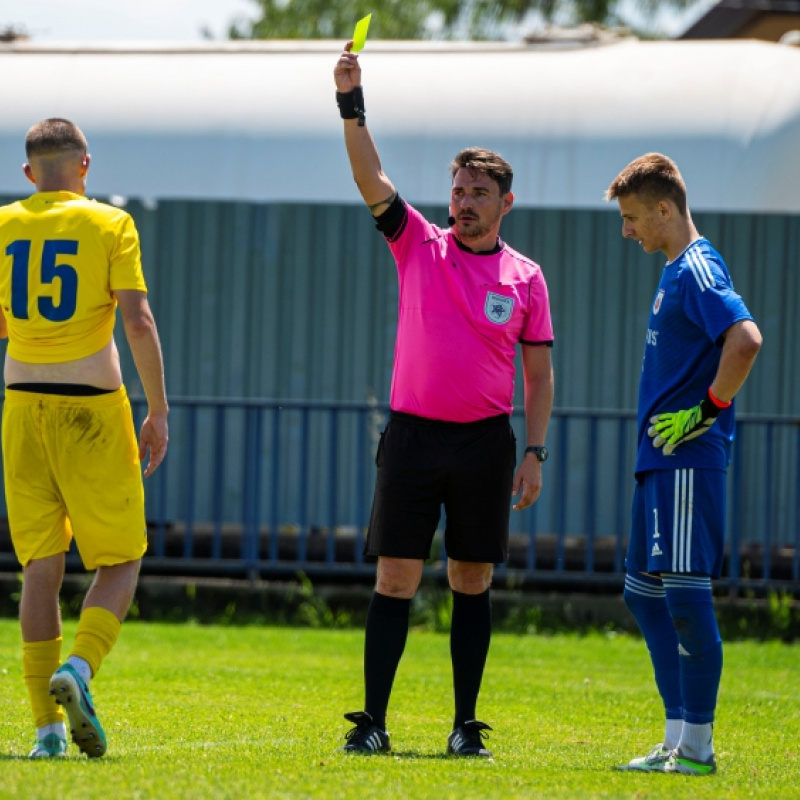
[1,620,798,799]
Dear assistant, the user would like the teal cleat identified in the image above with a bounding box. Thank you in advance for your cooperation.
[28,733,68,759]
[49,664,107,758]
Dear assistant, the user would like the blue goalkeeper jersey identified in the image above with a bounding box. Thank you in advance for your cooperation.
[636,237,753,475]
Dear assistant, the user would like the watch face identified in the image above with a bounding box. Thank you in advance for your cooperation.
[527,446,548,462]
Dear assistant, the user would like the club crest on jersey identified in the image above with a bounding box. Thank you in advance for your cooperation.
[485,292,514,325]
[653,289,665,315]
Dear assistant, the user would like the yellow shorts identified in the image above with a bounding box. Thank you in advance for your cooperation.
[2,386,147,569]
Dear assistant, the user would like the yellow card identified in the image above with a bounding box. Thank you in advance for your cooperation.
[351,14,371,52]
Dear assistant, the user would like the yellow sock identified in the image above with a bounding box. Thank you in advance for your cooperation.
[22,638,64,728]
[70,607,121,678]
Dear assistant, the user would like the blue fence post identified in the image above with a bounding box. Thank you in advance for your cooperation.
[133,398,167,559]
[795,423,800,583]
[762,422,774,582]
[242,405,263,574]
[729,425,744,593]
[269,407,281,563]
[154,458,168,557]
[297,408,310,564]
[614,418,628,574]
[211,404,226,560]
[355,408,366,565]
[182,404,197,559]
[526,500,538,572]
[584,416,598,573]
[326,409,339,564]
[555,415,568,572]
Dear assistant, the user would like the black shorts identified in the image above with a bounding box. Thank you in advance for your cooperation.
[365,411,516,563]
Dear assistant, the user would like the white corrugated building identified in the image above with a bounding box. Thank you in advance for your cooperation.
[0,37,799,212]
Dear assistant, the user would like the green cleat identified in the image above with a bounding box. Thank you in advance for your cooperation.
[663,749,717,775]
[49,664,107,758]
[28,733,67,759]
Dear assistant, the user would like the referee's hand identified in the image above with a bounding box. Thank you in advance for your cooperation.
[512,459,542,511]
[334,40,361,93]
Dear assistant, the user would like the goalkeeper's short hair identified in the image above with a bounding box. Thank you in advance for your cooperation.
[605,153,688,216]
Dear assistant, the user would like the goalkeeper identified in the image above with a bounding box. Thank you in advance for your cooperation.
[605,154,761,777]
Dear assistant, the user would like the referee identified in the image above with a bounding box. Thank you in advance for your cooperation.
[334,42,554,756]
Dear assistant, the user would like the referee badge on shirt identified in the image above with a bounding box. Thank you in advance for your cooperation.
[484,292,514,325]
[653,289,665,315]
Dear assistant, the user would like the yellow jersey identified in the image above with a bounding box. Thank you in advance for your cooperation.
[0,191,147,363]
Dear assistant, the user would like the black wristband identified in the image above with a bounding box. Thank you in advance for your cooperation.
[336,86,366,126]
[700,395,722,419]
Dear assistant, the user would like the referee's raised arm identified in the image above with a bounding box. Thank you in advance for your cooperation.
[334,41,397,217]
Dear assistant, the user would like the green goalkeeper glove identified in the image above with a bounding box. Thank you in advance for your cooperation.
[648,393,724,456]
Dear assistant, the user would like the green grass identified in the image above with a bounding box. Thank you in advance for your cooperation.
[1,621,798,799]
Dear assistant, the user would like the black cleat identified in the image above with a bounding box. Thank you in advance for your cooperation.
[339,711,391,754]
[447,720,493,757]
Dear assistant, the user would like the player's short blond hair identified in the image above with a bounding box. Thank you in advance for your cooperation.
[25,118,88,160]
[605,153,688,216]
[450,147,513,195]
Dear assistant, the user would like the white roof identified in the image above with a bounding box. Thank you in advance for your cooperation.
[1,39,799,212]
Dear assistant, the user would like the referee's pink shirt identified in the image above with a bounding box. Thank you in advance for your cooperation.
[386,203,554,423]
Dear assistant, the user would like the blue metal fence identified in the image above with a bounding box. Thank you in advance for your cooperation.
[127,398,800,593]
[0,397,797,594]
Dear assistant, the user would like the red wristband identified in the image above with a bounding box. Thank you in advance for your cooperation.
[708,387,732,409]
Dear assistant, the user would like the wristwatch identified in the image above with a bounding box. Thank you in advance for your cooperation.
[524,445,549,462]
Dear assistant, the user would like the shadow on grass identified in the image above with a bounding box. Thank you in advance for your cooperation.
[385,751,494,761]
[0,752,122,762]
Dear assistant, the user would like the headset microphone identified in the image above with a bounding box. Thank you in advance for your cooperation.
[447,216,456,226]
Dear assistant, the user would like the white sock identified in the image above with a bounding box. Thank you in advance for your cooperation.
[664,718,683,751]
[678,721,714,761]
[37,721,67,741]
[67,655,93,685]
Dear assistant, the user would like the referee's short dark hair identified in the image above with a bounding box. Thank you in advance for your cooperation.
[605,152,688,216]
[451,147,513,195]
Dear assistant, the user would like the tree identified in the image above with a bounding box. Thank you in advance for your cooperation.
[227,0,699,41]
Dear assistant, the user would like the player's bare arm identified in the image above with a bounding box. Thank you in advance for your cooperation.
[0,305,7,339]
[709,319,762,402]
[115,289,169,477]
[335,41,396,216]
[513,345,554,511]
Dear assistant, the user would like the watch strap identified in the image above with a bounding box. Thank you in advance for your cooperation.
[524,445,547,461]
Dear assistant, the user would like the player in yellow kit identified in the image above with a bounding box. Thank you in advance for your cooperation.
[0,118,169,758]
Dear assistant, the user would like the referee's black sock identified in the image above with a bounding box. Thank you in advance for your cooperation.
[451,588,491,730]
[363,591,411,731]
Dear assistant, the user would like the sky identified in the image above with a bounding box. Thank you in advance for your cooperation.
[0,0,713,42]
[0,0,258,42]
